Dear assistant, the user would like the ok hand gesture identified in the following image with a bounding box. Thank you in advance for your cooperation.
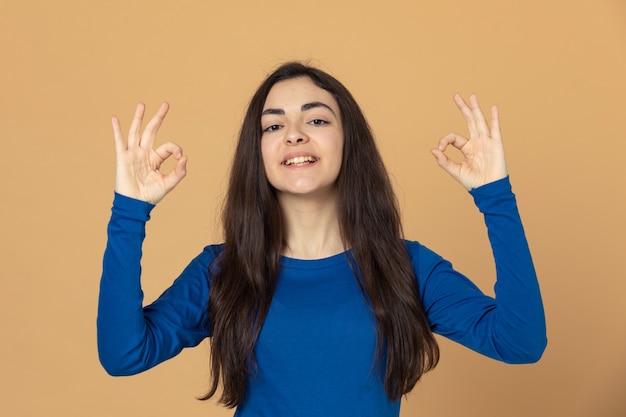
[112,103,187,204]
[431,94,508,191]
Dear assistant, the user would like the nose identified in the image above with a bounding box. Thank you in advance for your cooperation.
[285,124,309,145]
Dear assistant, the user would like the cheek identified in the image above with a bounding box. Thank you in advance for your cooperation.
[260,140,270,165]
[260,140,276,179]
[331,136,345,170]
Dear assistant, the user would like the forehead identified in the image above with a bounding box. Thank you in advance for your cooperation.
[263,77,339,112]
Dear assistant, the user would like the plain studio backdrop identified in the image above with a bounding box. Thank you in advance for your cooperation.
[1,1,624,416]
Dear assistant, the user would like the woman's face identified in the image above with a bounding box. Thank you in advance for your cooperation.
[260,77,344,200]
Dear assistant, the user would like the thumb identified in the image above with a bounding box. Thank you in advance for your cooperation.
[163,156,188,193]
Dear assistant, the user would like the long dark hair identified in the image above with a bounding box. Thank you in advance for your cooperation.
[202,62,439,407]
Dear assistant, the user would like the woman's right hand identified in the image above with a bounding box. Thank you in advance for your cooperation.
[112,102,187,204]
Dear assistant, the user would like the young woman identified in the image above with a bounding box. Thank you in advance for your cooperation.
[98,62,546,416]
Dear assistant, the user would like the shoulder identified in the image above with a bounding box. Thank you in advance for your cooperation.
[402,239,453,297]
[178,244,225,284]
[199,243,225,269]
[201,243,225,260]
[403,239,443,265]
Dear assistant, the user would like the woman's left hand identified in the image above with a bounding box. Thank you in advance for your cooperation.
[431,94,508,191]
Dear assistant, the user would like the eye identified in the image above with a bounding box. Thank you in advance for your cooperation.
[263,124,282,133]
[309,119,328,126]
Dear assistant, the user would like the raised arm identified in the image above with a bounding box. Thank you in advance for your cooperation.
[418,94,546,363]
[98,104,207,376]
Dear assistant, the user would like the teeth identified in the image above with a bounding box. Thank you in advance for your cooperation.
[284,156,317,166]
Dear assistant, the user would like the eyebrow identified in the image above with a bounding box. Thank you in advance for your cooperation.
[261,101,336,116]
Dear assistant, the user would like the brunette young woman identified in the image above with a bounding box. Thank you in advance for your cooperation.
[98,62,546,416]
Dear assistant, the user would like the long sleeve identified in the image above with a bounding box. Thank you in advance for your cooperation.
[411,177,547,363]
[97,193,213,376]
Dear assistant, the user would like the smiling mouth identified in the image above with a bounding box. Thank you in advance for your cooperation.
[282,156,319,166]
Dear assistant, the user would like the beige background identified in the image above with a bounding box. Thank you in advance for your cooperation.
[1,0,625,416]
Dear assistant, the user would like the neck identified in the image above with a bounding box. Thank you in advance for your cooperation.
[277,191,345,260]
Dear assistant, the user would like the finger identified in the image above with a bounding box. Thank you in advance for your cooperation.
[127,103,146,147]
[490,105,502,141]
[453,93,479,139]
[468,94,491,138]
[152,141,183,166]
[111,116,126,154]
[140,102,170,148]
[437,132,469,152]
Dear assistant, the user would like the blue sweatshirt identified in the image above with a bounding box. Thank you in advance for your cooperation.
[97,177,546,416]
